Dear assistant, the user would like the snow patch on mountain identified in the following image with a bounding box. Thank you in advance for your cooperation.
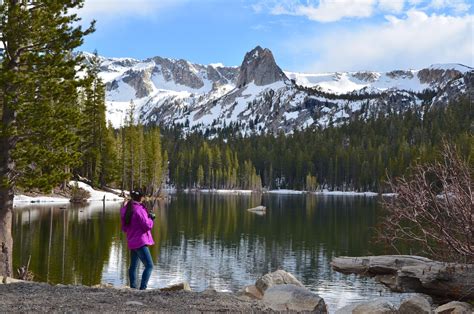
[86,48,472,134]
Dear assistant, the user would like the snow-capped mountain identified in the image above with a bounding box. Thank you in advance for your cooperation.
[89,46,473,134]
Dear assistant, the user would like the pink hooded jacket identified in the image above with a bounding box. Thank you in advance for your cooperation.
[120,201,155,250]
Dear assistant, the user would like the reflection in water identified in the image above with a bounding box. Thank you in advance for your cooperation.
[13,194,401,312]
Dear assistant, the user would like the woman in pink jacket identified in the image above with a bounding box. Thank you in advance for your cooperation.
[120,190,155,290]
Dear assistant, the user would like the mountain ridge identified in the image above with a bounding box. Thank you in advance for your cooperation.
[81,48,473,134]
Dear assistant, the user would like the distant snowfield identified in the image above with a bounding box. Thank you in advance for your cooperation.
[13,181,124,206]
[285,63,472,95]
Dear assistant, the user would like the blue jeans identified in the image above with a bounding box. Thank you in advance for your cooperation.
[129,245,153,290]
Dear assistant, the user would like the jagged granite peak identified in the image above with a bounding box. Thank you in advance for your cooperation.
[103,55,239,99]
[237,46,289,88]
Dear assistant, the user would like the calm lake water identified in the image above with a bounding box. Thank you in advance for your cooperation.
[13,193,405,312]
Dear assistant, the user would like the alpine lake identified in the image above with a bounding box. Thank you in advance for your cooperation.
[13,193,410,312]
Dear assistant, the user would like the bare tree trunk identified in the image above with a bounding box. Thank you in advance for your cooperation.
[0,187,14,281]
[0,109,16,279]
[0,55,19,280]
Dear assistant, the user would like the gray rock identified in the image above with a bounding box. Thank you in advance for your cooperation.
[125,301,144,306]
[399,295,433,314]
[386,70,414,80]
[238,285,263,300]
[417,68,462,87]
[160,282,192,292]
[352,71,380,82]
[255,269,304,294]
[352,299,397,314]
[434,301,473,314]
[263,284,327,312]
[237,46,288,87]
[122,69,154,98]
[335,303,358,314]
[91,283,114,289]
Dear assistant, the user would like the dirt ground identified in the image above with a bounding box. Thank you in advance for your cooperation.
[0,282,267,312]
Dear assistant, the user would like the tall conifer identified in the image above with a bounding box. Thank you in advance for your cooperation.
[0,0,93,278]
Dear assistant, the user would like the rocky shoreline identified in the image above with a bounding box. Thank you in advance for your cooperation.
[1,266,473,313]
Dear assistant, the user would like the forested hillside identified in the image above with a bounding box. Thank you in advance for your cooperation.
[162,96,472,192]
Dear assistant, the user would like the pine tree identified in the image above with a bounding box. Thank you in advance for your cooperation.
[100,122,118,186]
[144,127,163,196]
[78,51,107,187]
[0,0,94,278]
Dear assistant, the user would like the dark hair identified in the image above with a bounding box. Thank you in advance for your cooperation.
[124,190,144,226]
[130,190,143,201]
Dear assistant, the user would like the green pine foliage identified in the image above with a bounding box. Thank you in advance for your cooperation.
[0,0,94,278]
[77,51,110,187]
[161,96,472,192]
[112,102,165,194]
[0,1,94,192]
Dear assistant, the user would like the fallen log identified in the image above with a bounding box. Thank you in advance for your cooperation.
[331,255,474,301]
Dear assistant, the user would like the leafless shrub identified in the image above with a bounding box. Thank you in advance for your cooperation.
[379,144,473,263]
[69,183,91,203]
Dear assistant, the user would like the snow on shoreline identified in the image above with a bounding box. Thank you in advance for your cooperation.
[13,195,71,205]
[13,181,124,206]
[13,183,385,206]
[70,181,124,202]
[184,188,253,194]
[182,188,382,196]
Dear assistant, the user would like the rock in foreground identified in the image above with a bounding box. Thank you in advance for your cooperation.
[398,295,432,314]
[263,284,327,312]
[434,301,473,314]
[352,299,397,314]
[255,269,304,294]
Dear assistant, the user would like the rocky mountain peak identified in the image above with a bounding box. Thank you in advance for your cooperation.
[237,46,288,88]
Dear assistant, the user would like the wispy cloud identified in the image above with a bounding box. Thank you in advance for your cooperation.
[378,0,405,13]
[428,0,470,13]
[262,0,378,22]
[252,0,471,22]
[285,10,473,71]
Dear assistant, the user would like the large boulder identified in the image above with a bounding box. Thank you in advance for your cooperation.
[352,300,397,314]
[399,295,433,314]
[434,301,473,314]
[255,269,304,294]
[263,284,327,312]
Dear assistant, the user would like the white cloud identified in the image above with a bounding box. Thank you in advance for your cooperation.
[78,0,190,20]
[299,0,376,22]
[378,0,405,13]
[429,0,470,13]
[285,10,473,71]
[253,0,471,22]
[266,0,377,22]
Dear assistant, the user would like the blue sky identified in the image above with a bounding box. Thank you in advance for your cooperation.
[79,0,473,72]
